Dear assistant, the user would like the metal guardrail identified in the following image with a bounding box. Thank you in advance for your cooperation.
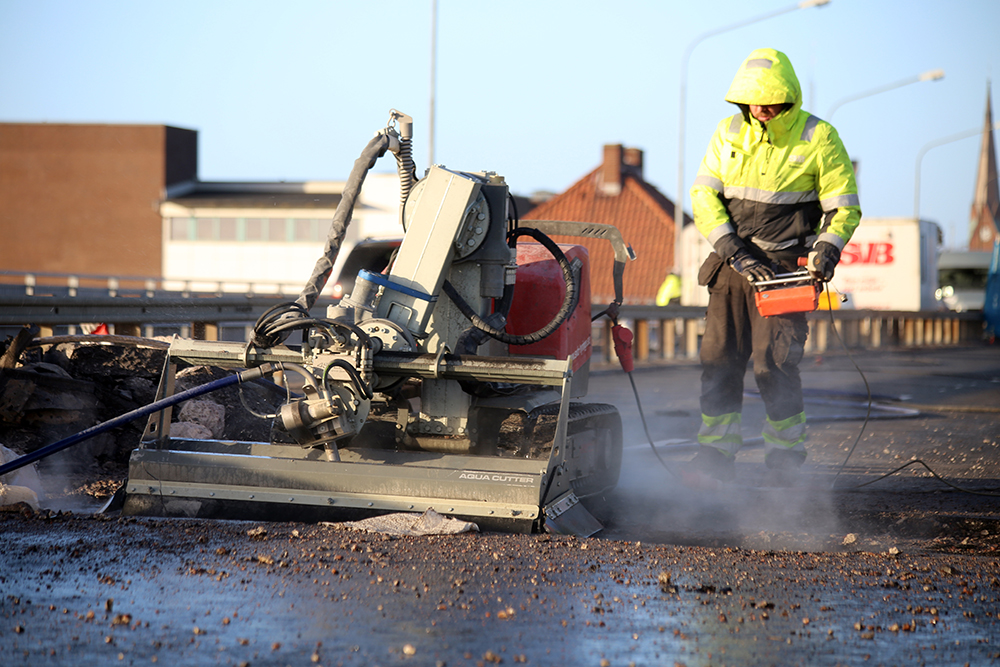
[0,287,985,360]
[0,294,336,341]
[0,270,323,341]
[0,270,305,299]
[594,304,986,364]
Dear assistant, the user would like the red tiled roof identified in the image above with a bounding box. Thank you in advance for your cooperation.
[522,164,684,306]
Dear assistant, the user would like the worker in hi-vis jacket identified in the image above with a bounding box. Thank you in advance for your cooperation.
[687,47,861,483]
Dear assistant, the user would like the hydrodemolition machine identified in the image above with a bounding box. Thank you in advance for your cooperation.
[115,110,636,535]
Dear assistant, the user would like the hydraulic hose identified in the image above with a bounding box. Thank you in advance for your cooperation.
[395,136,416,225]
[0,366,272,479]
[259,112,413,348]
[291,132,392,318]
[442,227,578,346]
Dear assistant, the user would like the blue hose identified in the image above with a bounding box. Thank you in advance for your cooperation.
[0,366,268,478]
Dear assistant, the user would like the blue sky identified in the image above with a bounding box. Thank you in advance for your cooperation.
[2,0,998,248]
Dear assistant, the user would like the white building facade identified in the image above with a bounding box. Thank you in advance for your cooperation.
[160,173,403,295]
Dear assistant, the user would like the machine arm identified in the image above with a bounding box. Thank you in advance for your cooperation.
[517,220,636,306]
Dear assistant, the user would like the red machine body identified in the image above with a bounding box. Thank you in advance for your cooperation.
[507,242,591,371]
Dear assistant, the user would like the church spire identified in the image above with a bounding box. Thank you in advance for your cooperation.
[969,81,1000,251]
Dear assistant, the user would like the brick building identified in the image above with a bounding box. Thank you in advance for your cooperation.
[0,123,401,295]
[0,123,196,278]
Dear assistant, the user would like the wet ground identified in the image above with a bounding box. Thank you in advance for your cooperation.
[2,345,999,666]
[3,513,999,666]
[599,345,1000,557]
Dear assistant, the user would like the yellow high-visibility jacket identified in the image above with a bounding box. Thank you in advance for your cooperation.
[691,48,861,262]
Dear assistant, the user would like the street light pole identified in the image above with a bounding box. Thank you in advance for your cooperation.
[914,121,1000,221]
[428,0,437,167]
[828,68,944,121]
[674,0,829,275]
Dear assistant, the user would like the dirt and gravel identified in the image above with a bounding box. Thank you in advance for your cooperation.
[2,511,998,666]
[1,338,999,665]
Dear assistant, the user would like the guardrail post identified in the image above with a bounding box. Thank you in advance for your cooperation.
[601,320,613,363]
[813,319,828,352]
[684,319,699,359]
[839,318,854,347]
[660,319,675,360]
[635,319,650,362]
[114,323,141,337]
[192,322,219,341]
[869,317,882,348]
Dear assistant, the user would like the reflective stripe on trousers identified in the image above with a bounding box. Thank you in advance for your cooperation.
[763,411,807,453]
[699,262,809,456]
[697,411,742,456]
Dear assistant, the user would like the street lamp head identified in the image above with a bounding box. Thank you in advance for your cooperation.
[798,0,831,8]
[919,69,945,82]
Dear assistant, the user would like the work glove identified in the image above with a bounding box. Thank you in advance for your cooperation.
[729,249,775,283]
[807,241,841,282]
[713,232,774,284]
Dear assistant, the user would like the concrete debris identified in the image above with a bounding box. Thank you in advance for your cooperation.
[169,422,214,440]
[0,443,44,510]
[178,399,225,438]
[0,482,39,510]
[327,508,480,536]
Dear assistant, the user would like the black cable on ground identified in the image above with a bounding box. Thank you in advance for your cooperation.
[825,285,874,490]
[841,459,1000,497]
[625,370,678,477]
[822,283,1000,496]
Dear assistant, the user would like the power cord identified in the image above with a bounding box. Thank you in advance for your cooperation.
[625,369,678,477]
[601,314,678,477]
[823,283,1000,496]
[824,282,873,489]
[606,282,998,495]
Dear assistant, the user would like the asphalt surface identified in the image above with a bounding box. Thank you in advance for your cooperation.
[2,344,999,666]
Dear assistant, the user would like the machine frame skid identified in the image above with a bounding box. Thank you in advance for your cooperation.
[122,339,609,533]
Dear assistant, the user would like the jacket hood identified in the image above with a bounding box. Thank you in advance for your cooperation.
[725,48,802,109]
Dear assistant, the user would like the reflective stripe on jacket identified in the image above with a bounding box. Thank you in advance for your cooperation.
[691,48,861,258]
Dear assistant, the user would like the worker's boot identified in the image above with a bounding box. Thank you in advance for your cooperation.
[763,449,806,487]
[686,445,736,482]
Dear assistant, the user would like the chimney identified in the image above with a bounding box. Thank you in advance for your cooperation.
[599,145,644,196]
[623,147,644,177]
[599,144,623,196]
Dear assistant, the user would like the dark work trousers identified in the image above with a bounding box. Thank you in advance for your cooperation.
[699,262,810,456]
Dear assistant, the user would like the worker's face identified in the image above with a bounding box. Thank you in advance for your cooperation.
[749,104,785,123]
